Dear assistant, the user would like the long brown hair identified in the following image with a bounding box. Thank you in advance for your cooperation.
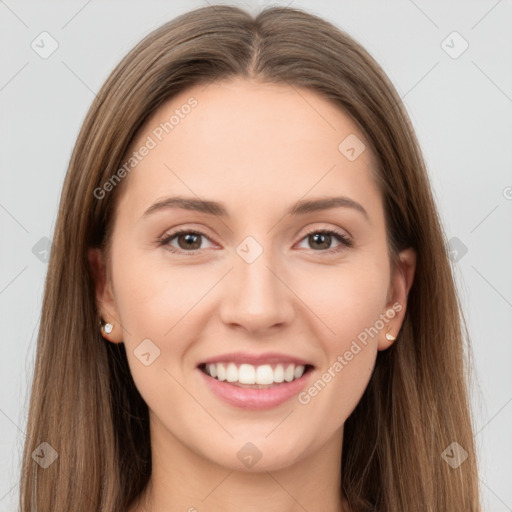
[19,5,481,511]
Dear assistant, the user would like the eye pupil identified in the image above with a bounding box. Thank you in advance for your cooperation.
[179,233,201,250]
[309,233,331,250]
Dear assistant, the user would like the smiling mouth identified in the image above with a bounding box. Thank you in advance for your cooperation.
[198,362,314,389]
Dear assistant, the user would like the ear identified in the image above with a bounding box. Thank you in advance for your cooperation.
[88,247,123,344]
[377,247,416,351]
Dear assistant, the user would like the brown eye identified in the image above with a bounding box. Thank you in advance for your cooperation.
[176,232,203,250]
[297,229,353,253]
[308,232,332,250]
[159,229,215,254]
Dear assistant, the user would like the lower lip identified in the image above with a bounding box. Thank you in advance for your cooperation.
[198,368,312,410]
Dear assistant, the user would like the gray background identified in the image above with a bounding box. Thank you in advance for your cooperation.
[1,1,511,510]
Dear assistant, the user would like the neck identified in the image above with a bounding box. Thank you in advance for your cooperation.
[129,418,348,512]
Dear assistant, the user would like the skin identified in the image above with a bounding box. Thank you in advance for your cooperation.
[89,78,415,512]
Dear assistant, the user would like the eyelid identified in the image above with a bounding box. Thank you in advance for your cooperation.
[300,221,354,241]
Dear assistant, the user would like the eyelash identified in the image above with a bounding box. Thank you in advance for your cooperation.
[157,227,353,256]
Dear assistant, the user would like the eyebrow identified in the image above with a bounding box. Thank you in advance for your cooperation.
[142,195,369,220]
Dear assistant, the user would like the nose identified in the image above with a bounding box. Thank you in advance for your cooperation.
[218,246,295,334]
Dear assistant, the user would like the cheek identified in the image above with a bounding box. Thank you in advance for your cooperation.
[298,257,390,345]
[111,245,212,341]
[294,259,389,418]
[110,251,208,414]
[109,248,223,397]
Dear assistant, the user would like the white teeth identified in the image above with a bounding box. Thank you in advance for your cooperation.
[226,362,238,382]
[256,365,274,385]
[204,362,307,384]
[239,364,256,384]
[274,364,284,383]
[284,364,295,382]
[216,363,226,381]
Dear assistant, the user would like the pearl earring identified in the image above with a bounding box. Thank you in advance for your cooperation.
[385,329,396,341]
[101,322,114,334]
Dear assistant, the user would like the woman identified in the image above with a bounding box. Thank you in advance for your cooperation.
[19,4,481,511]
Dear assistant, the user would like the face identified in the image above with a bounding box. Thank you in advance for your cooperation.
[89,77,415,472]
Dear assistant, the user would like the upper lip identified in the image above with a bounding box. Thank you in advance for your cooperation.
[198,352,314,367]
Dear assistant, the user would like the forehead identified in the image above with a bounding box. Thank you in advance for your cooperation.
[115,77,381,220]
